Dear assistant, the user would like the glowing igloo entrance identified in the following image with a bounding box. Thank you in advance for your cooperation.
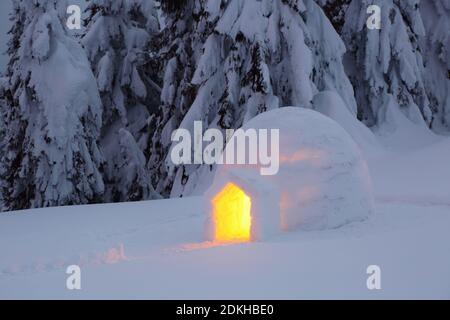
[212,183,252,243]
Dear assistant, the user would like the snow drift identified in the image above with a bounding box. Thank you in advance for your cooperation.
[312,91,381,156]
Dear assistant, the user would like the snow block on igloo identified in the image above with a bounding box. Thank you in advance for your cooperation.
[205,107,374,242]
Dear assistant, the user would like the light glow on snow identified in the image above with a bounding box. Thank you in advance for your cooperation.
[279,149,326,166]
[212,183,252,243]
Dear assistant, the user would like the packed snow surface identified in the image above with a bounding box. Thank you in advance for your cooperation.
[0,119,449,299]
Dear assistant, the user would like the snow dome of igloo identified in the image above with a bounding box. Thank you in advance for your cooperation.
[205,107,374,243]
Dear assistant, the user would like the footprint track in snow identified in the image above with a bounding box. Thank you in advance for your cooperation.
[0,244,127,277]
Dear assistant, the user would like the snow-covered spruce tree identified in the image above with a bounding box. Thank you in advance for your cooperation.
[316,0,351,34]
[82,0,160,202]
[0,77,7,145]
[338,0,433,128]
[419,0,450,131]
[151,0,357,197]
[0,77,7,210]
[110,128,155,201]
[1,0,104,211]
[148,0,215,197]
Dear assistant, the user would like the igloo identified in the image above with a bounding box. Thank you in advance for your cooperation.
[205,107,374,243]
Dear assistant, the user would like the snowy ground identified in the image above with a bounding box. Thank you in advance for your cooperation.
[1,125,449,299]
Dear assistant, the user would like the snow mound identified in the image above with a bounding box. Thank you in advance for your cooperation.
[375,96,440,150]
[312,91,381,156]
[205,107,374,241]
